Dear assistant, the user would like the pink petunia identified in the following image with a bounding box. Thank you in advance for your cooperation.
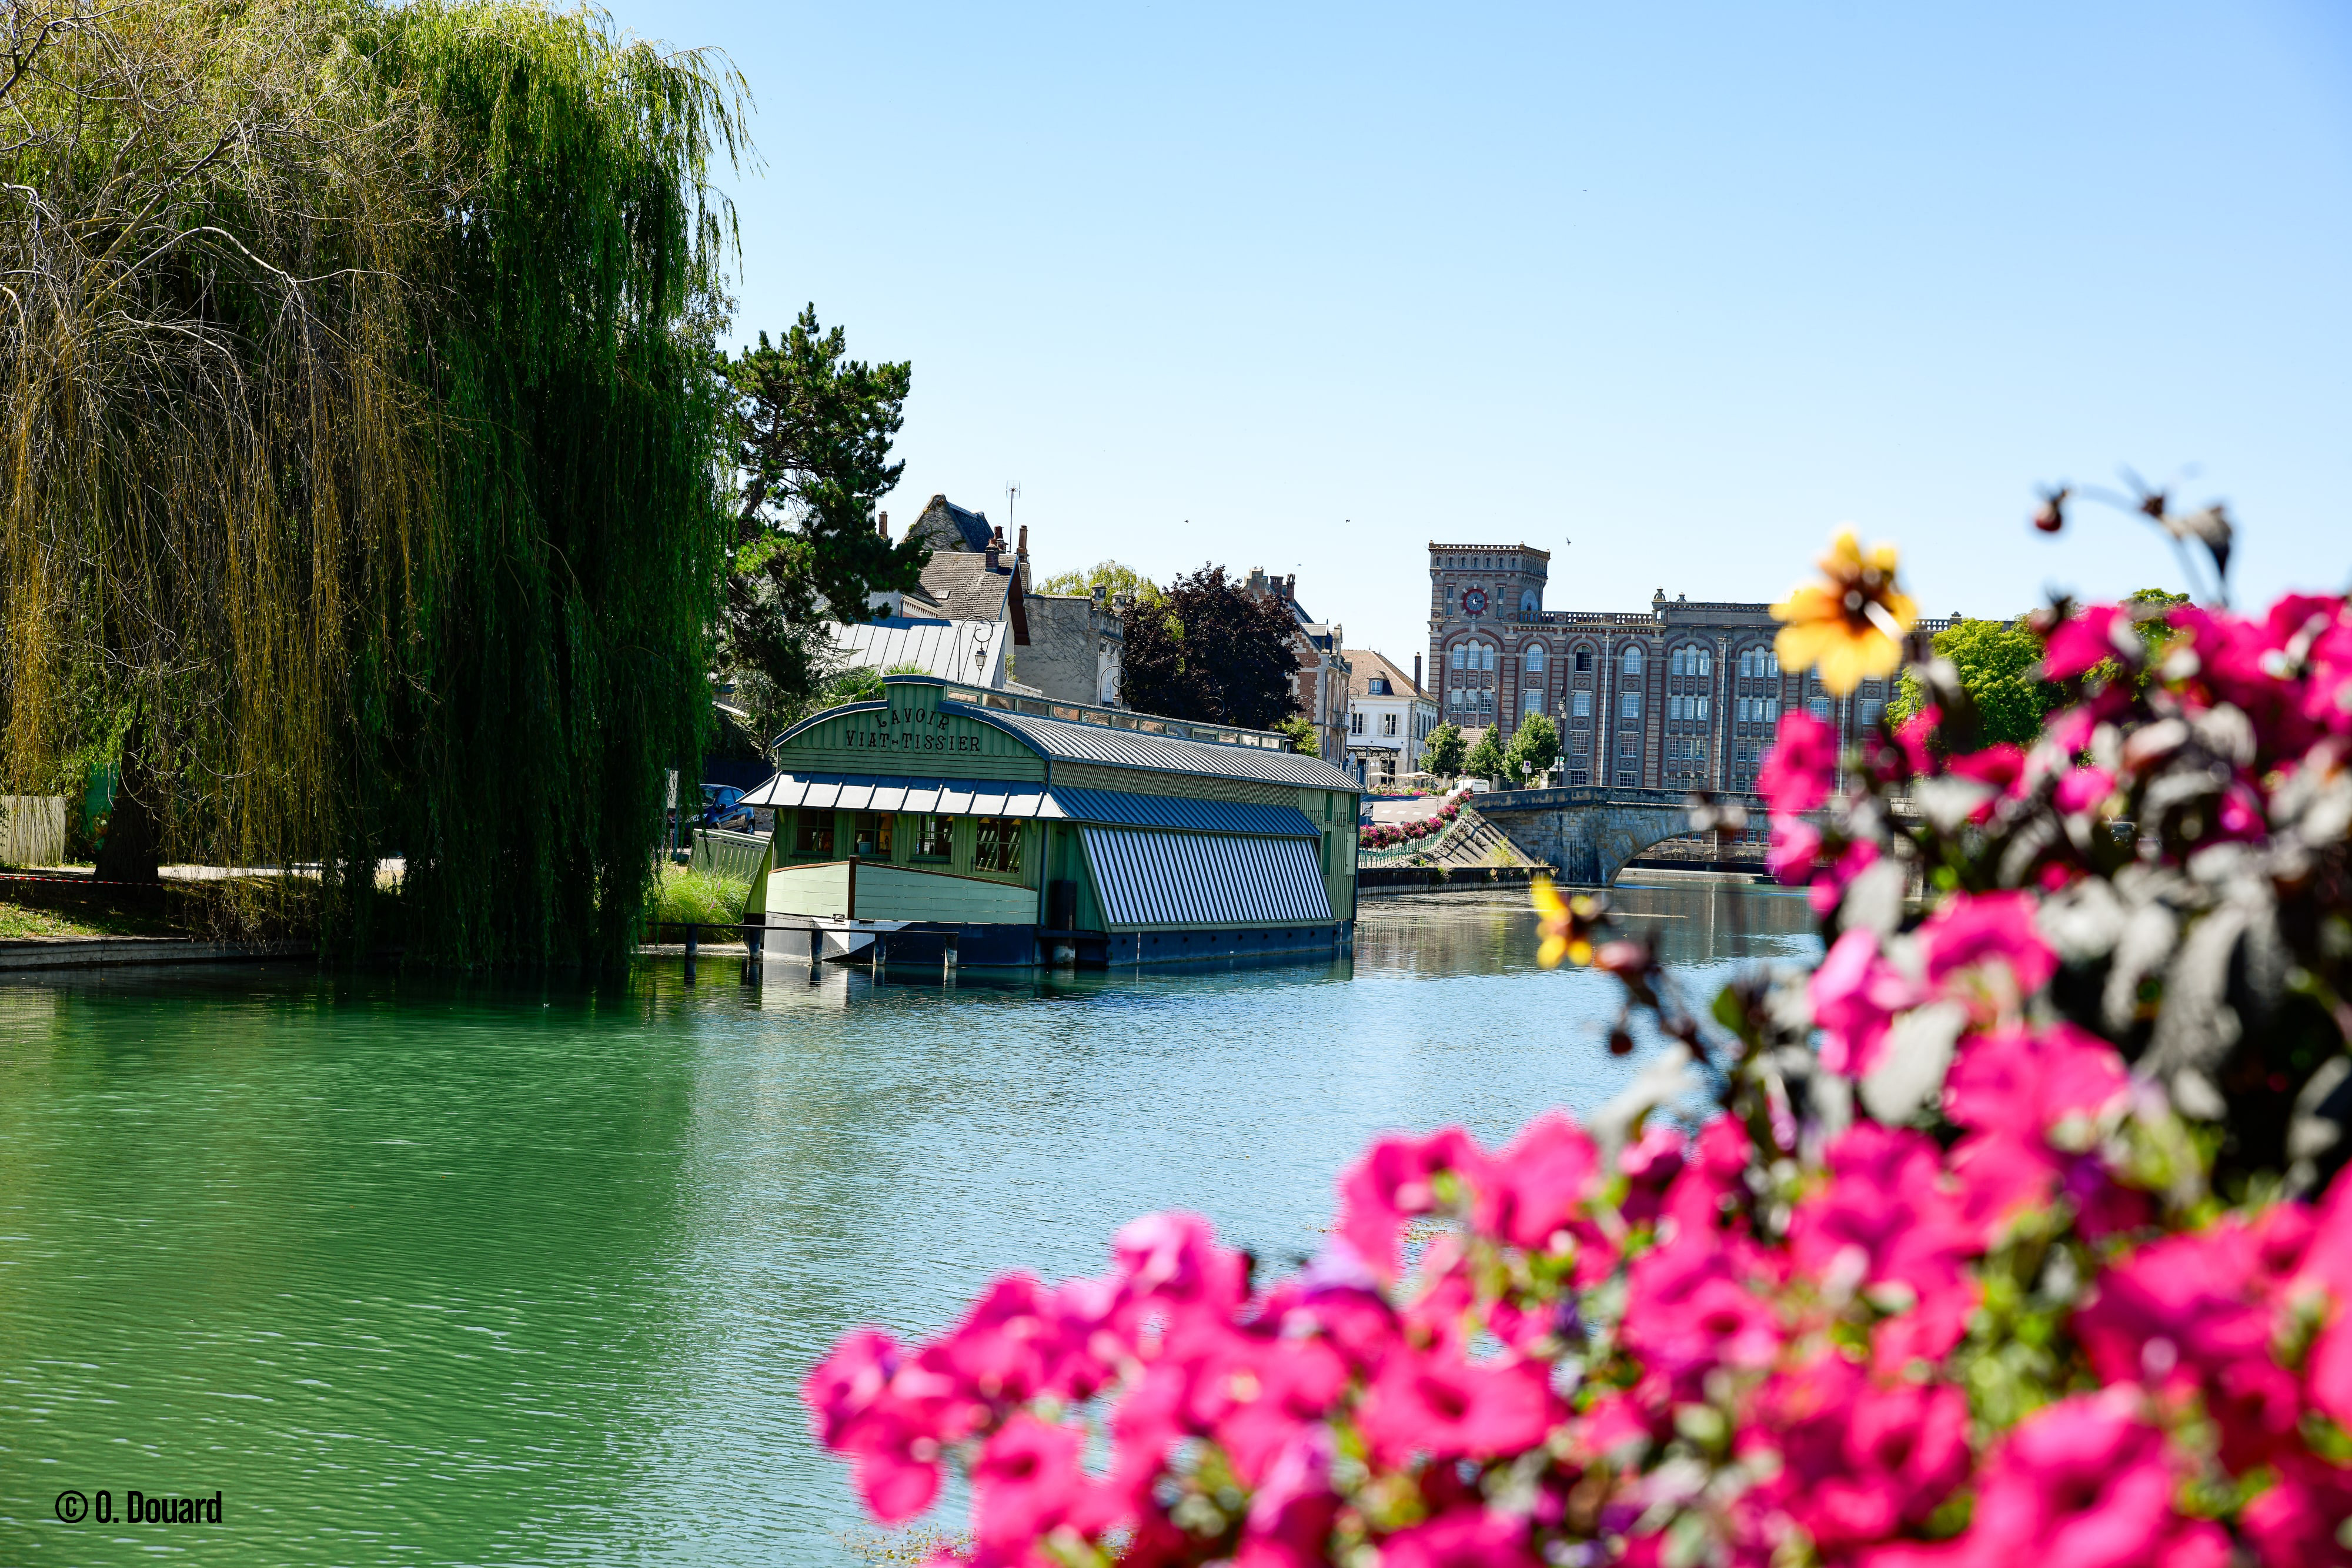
[1759,711,1839,815]
[1943,1022,2127,1136]
[2053,763,2119,816]
[1766,815,1823,885]
[1337,1127,1488,1279]
[2042,604,2135,681]
[1623,1232,1785,1389]
[1917,889,2058,1003]
[2240,1453,2352,1568]
[1808,930,1923,1077]
[1790,1124,1976,1366]
[1866,1391,2217,1568]
[1377,1507,1542,1568]
[1474,1110,1602,1252]
[1357,1345,1556,1465]
[1807,837,1882,918]
[1745,1353,1970,1551]
[971,1412,1116,1556]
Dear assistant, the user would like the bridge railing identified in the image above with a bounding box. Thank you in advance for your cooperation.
[1474,785,1765,811]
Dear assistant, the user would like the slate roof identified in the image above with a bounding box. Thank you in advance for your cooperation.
[906,494,995,553]
[1345,648,1426,701]
[904,553,1015,624]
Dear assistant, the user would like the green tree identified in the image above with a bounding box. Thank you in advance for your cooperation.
[1506,713,1561,782]
[1118,566,1302,730]
[1890,616,2059,747]
[1420,723,1466,778]
[1,0,747,965]
[1037,560,1161,604]
[1464,728,1508,784]
[722,306,929,734]
[1272,716,1319,757]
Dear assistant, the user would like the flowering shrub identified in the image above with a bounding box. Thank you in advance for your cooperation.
[807,524,2352,1565]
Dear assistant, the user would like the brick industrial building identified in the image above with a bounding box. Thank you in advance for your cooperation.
[1425,542,1960,790]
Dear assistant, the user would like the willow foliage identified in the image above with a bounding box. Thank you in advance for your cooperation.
[0,0,744,967]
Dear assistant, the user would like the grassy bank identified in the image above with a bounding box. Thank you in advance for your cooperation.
[650,867,750,928]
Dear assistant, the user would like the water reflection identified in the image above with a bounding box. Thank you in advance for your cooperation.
[0,879,1816,1567]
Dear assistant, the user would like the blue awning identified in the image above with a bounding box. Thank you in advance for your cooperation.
[1047,787,1319,838]
[1081,828,1332,928]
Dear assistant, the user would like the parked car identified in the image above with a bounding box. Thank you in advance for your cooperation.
[698,785,754,831]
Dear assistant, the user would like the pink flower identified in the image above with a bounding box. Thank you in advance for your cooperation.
[1895,706,1940,777]
[2053,763,2119,815]
[805,1328,904,1449]
[1623,1233,1784,1389]
[1808,930,1923,1077]
[1356,1346,1556,1465]
[1808,837,1882,917]
[1870,1392,2218,1568]
[1943,1022,2126,1136]
[1111,1212,1249,1336]
[1474,1111,1602,1252]
[1790,1125,1976,1368]
[1760,711,1839,814]
[971,1412,1114,1556]
[1745,1353,1970,1551]
[1917,890,2057,1002]
[1766,815,1823,884]
[2240,1453,2352,1568]
[2073,1221,2303,1467]
[1338,1127,1488,1279]
[2042,604,2134,680]
[1377,1507,1542,1568]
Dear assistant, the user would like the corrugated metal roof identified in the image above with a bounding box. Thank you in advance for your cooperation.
[952,703,1361,790]
[1082,828,1332,927]
[827,618,1008,684]
[734,775,1322,838]
[1048,787,1318,838]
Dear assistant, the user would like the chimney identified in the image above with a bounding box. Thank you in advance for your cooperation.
[1017,524,1028,560]
[1090,583,1105,604]
[1413,653,1422,692]
[1282,573,1297,602]
[1247,567,1268,595]
[984,527,1003,571]
[878,511,888,538]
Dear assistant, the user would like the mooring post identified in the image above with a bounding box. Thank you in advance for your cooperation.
[943,933,958,987]
[683,922,697,985]
[742,918,763,985]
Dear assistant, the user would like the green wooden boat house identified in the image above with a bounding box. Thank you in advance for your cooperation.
[737,676,1361,968]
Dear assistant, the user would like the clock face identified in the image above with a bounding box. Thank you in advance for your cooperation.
[1462,589,1488,616]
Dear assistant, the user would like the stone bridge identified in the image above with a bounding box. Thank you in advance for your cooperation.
[1471,785,1760,887]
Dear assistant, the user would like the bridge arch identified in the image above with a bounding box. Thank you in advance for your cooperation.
[1468,785,1738,887]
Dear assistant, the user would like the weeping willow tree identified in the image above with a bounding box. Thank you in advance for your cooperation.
[0,0,744,967]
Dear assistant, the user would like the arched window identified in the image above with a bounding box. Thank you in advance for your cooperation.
[1482,644,1496,671]
[1575,648,1592,673]
[1623,647,1643,677]
[1700,650,1712,676]
[1526,644,1545,672]
[1451,645,1466,670]
[1739,650,1755,679]
[1520,590,1539,617]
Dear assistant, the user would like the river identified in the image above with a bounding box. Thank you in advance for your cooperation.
[0,880,1815,1566]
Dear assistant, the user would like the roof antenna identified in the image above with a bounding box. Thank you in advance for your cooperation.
[1005,482,1021,533]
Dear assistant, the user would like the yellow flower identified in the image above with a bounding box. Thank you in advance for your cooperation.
[1770,527,1918,696]
[1532,875,1606,969]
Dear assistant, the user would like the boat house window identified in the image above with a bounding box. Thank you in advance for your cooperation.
[974,818,1024,874]
[853,812,893,858]
[796,810,835,858]
[914,814,953,860]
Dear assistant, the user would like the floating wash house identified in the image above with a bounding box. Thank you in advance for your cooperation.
[737,675,1362,968]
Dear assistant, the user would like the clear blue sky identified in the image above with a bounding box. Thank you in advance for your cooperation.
[602,0,2350,666]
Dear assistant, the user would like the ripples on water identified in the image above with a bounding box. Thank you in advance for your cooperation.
[0,881,1815,1565]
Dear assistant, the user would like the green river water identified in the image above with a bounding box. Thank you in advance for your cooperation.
[0,882,1813,1566]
